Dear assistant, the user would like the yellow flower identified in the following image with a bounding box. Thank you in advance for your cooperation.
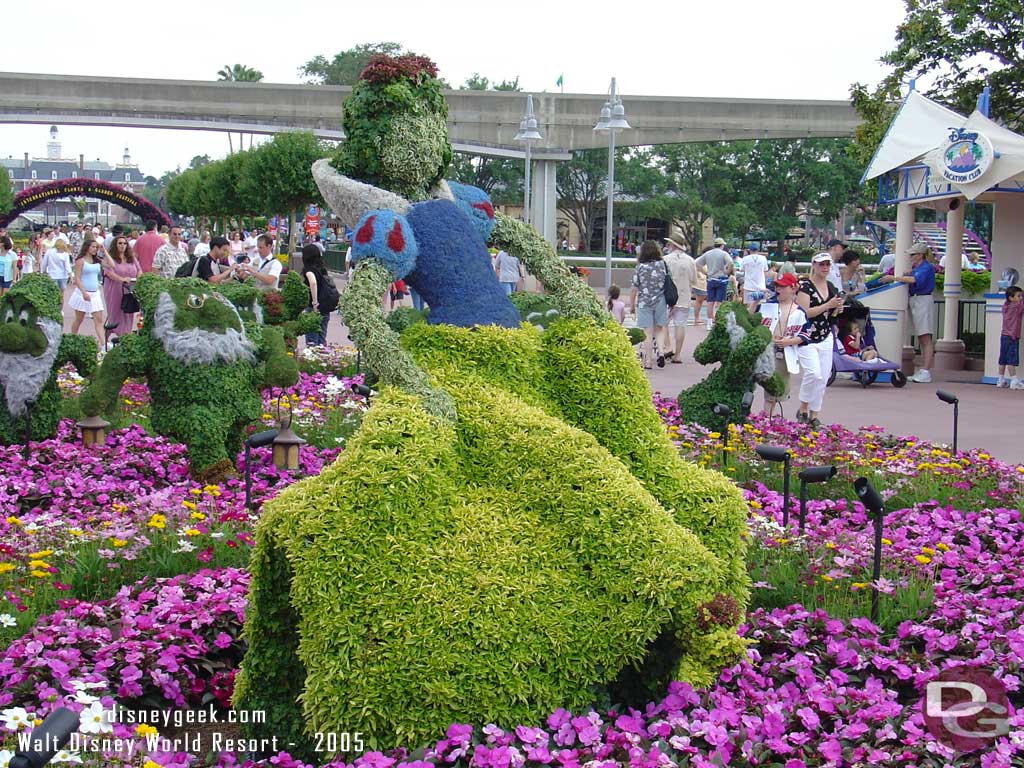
[5,516,21,525]
[111,539,128,548]
[189,489,202,496]
[748,500,762,509]
[135,724,158,737]
[190,512,207,521]
[920,547,936,556]
[28,550,53,558]
[707,432,721,440]
[881,538,893,546]
[914,554,931,565]
[148,514,166,529]
[28,560,50,569]
[979,453,990,461]
[182,501,197,511]
[184,528,201,537]
[774,537,789,545]
[0,562,15,574]
[851,582,869,589]
[30,569,50,578]
[728,467,736,472]
[144,761,164,768]
[821,575,833,582]
[68,528,82,536]
[936,542,950,552]
[824,542,836,549]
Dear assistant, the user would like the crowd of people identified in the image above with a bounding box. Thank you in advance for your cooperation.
[0,220,339,350]
[614,234,990,428]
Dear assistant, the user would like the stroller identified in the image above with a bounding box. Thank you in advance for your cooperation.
[827,299,908,388]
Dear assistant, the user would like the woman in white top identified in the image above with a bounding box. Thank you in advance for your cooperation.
[69,239,107,340]
[758,271,808,416]
[41,239,73,292]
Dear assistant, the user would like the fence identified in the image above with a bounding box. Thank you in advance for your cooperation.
[915,300,986,357]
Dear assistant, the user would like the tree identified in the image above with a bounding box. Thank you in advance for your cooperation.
[448,154,523,204]
[0,169,13,216]
[240,132,326,254]
[217,64,264,82]
[299,42,404,85]
[460,73,521,91]
[556,149,614,251]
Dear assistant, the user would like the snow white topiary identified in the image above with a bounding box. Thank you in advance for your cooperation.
[678,301,785,432]
[0,274,97,444]
[235,55,750,755]
[79,274,299,478]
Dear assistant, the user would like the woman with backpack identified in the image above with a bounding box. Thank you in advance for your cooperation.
[302,244,338,346]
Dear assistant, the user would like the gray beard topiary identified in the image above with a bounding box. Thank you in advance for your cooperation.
[0,318,62,417]
[153,292,256,366]
[725,310,775,383]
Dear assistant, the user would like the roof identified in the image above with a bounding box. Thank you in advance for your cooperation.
[2,159,145,183]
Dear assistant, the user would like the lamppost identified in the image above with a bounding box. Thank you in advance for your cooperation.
[514,95,543,226]
[594,78,630,292]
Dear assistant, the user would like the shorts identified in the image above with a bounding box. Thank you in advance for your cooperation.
[707,278,727,303]
[636,300,668,329]
[744,289,765,304]
[999,334,1020,367]
[909,294,935,337]
[0,278,7,290]
[667,306,690,326]
[692,287,707,297]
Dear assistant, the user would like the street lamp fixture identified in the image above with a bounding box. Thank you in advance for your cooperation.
[797,465,837,534]
[594,77,630,292]
[755,444,792,526]
[936,389,959,455]
[514,95,543,226]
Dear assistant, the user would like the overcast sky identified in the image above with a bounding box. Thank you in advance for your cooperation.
[1,0,906,177]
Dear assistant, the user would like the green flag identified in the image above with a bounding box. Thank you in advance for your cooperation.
[556,74,563,88]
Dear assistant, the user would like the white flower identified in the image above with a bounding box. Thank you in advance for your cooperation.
[1,707,30,731]
[77,701,112,734]
[53,750,83,763]
[0,614,15,628]
[209,532,224,539]
[174,540,195,553]
[0,749,15,768]
[71,689,99,705]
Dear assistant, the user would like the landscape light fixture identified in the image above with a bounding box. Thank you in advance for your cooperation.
[22,399,35,460]
[739,390,754,422]
[755,444,792,526]
[8,706,80,768]
[514,94,543,226]
[244,428,279,511]
[594,77,630,292]
[351,383,372,401]
[712,403,732,466]
[936,389,959,455]
[76,415,110,447]
[797,465,837,534]
[853,476,885,623]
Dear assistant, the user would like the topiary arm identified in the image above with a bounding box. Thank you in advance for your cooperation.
[79,334,149,417]
[722,326,775,389]
[490,212,605,323]
[259,325,300,389]
[57,334,99,378]
[341,259,455,421]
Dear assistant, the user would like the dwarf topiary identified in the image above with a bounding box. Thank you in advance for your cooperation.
[678,301,785,432]
[0,274,97,444]
[80,274,298,477]
[217,272,322,342]
[235,55,749,754]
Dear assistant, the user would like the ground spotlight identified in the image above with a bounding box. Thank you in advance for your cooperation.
[244,428,279,511]
[936,389,959,454]
[756,444,792,526]
[9,707,80,768]
[854,477,885,623]
[712,403,732,465]
[797,465,837,534]
[352,383,372,401]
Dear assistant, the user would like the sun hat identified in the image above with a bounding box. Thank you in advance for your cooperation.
[826,238,845,249]
[908,242,930,255]
[811,252,833,263]
[713,237,727,247]
[664,233,687,250]
[774,272,799,288]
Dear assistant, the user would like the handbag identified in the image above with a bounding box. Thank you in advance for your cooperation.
[121,283,140,314]
[663,271,679,307]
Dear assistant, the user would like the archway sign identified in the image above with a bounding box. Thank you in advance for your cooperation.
[0,178,171,228]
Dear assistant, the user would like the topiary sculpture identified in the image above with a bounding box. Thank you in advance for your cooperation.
[678,301,785,433]
[234,54,750,755]
[79,274,298,478]
[0,274,97,444]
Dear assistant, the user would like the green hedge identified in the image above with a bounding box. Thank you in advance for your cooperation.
[237,317,749,754]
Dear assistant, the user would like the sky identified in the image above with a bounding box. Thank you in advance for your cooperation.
[1,0,907,178]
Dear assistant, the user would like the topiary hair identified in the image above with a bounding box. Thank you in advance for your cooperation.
[4,274,63,324]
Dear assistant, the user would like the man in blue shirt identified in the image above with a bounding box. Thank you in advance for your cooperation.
[880,242,935,382]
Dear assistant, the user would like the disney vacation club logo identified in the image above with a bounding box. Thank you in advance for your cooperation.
[939,127,994,184]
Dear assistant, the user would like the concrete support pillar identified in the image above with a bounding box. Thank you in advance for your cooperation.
[894,202,917,374]
[531,159,558,247]
[935,200,966,371]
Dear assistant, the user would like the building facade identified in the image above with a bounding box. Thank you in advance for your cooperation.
[1,126,146,226]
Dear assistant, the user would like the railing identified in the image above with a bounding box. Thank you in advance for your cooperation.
[918,300,986,358]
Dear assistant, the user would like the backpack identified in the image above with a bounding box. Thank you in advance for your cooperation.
[175,256,199,279]
[317,270,340,313]
[663,269,679,307]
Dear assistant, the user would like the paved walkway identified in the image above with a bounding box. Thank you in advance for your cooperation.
[62,279,1022,466]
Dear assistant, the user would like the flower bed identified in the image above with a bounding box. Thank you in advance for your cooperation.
[3,391,1024,767]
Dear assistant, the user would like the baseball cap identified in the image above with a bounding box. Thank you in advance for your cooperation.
[774,272,798,288]
[210,235,230,249]
[713,237,727,247]
[908,242,930,255]
[826,238,845,249]
[811,252,833,263]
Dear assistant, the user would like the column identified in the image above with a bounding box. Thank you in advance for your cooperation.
[531,159,558,247]
[935,199,966,371]
[894,202,916,374]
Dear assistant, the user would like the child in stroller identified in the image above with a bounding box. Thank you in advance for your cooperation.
[828,298,908,388]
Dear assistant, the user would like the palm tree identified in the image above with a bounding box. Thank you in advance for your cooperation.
[216,64,265,153]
